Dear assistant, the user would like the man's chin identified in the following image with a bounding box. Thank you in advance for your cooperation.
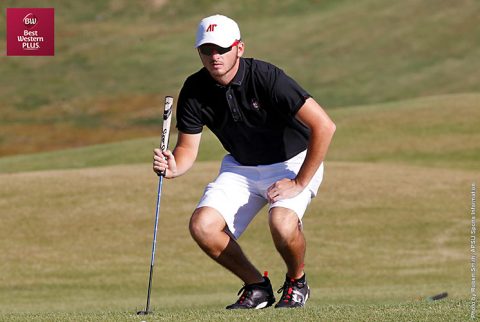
[208,69,225,77]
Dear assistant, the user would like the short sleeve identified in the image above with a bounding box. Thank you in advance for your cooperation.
[270,67,311,116]
[176,81,204,134]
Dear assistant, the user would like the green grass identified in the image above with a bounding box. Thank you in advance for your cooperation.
[1,104,477,319]
[329,93,480,170]
[0,301,472,321]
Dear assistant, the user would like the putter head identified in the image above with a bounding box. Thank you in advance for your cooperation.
[427,292,448,301]
[137,310,151,315]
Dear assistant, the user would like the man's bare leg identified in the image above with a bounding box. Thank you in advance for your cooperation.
[268,207,305,279]
[189,206,263,284]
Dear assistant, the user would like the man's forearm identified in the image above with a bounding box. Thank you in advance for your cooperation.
[166,146,196,178]
[295,122,336,188]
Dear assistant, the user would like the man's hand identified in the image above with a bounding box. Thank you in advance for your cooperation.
[153,148,177,178]
[266,178,305,203]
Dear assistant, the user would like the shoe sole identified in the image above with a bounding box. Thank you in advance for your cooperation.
[257,297,276,309]
[255,301,269,309]
[226,298,275,310]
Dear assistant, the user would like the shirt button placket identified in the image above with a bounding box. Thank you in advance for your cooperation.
[226,89,241,122]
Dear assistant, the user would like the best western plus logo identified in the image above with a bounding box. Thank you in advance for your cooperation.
[6,8,55,56]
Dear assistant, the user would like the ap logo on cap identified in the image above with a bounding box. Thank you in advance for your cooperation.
[206,24,217,32]
[195,14,241,48]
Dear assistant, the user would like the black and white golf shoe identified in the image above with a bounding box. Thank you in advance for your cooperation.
[226,275,275,310]
[275,274,310,308]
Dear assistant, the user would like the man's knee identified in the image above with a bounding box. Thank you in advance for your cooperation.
[189,207,226,241]
[269,207,302,240]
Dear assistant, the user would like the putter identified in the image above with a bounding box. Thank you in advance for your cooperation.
[137,96,174,315]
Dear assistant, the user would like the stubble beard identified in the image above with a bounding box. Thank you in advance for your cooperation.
[207,49,239,83]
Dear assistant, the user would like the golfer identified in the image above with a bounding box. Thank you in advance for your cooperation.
[153,14,335,309]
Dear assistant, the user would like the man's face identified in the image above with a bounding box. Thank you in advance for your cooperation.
[198,40,244,82]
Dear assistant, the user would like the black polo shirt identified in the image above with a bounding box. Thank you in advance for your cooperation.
[177,57,311,166]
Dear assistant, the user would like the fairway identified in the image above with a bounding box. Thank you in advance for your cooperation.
[0,160,476,321]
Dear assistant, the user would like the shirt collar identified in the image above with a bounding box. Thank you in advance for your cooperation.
[205,57,246,88]
[230,57,245,86]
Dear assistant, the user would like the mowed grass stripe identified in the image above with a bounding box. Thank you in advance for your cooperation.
[0,161,476,320]
[1,93,478,173]
[329,93,480,170]
[0,130,224,174]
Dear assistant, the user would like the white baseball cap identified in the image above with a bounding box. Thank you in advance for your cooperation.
[195,14,241,48]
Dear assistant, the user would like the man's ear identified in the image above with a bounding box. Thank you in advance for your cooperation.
[237,41,245,58]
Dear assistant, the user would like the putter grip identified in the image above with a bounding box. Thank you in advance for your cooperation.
[157,96,173,177]
[160,96,174,152]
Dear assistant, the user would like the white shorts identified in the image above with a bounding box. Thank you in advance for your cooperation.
[196,150,324,239]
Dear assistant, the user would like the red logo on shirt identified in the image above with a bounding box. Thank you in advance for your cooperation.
[206,24,217,32]
[251,99,260,110]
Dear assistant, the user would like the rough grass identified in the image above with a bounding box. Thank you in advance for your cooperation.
[1,0,479,155]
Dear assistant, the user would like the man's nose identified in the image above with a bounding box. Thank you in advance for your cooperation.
[210,49,220,57]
